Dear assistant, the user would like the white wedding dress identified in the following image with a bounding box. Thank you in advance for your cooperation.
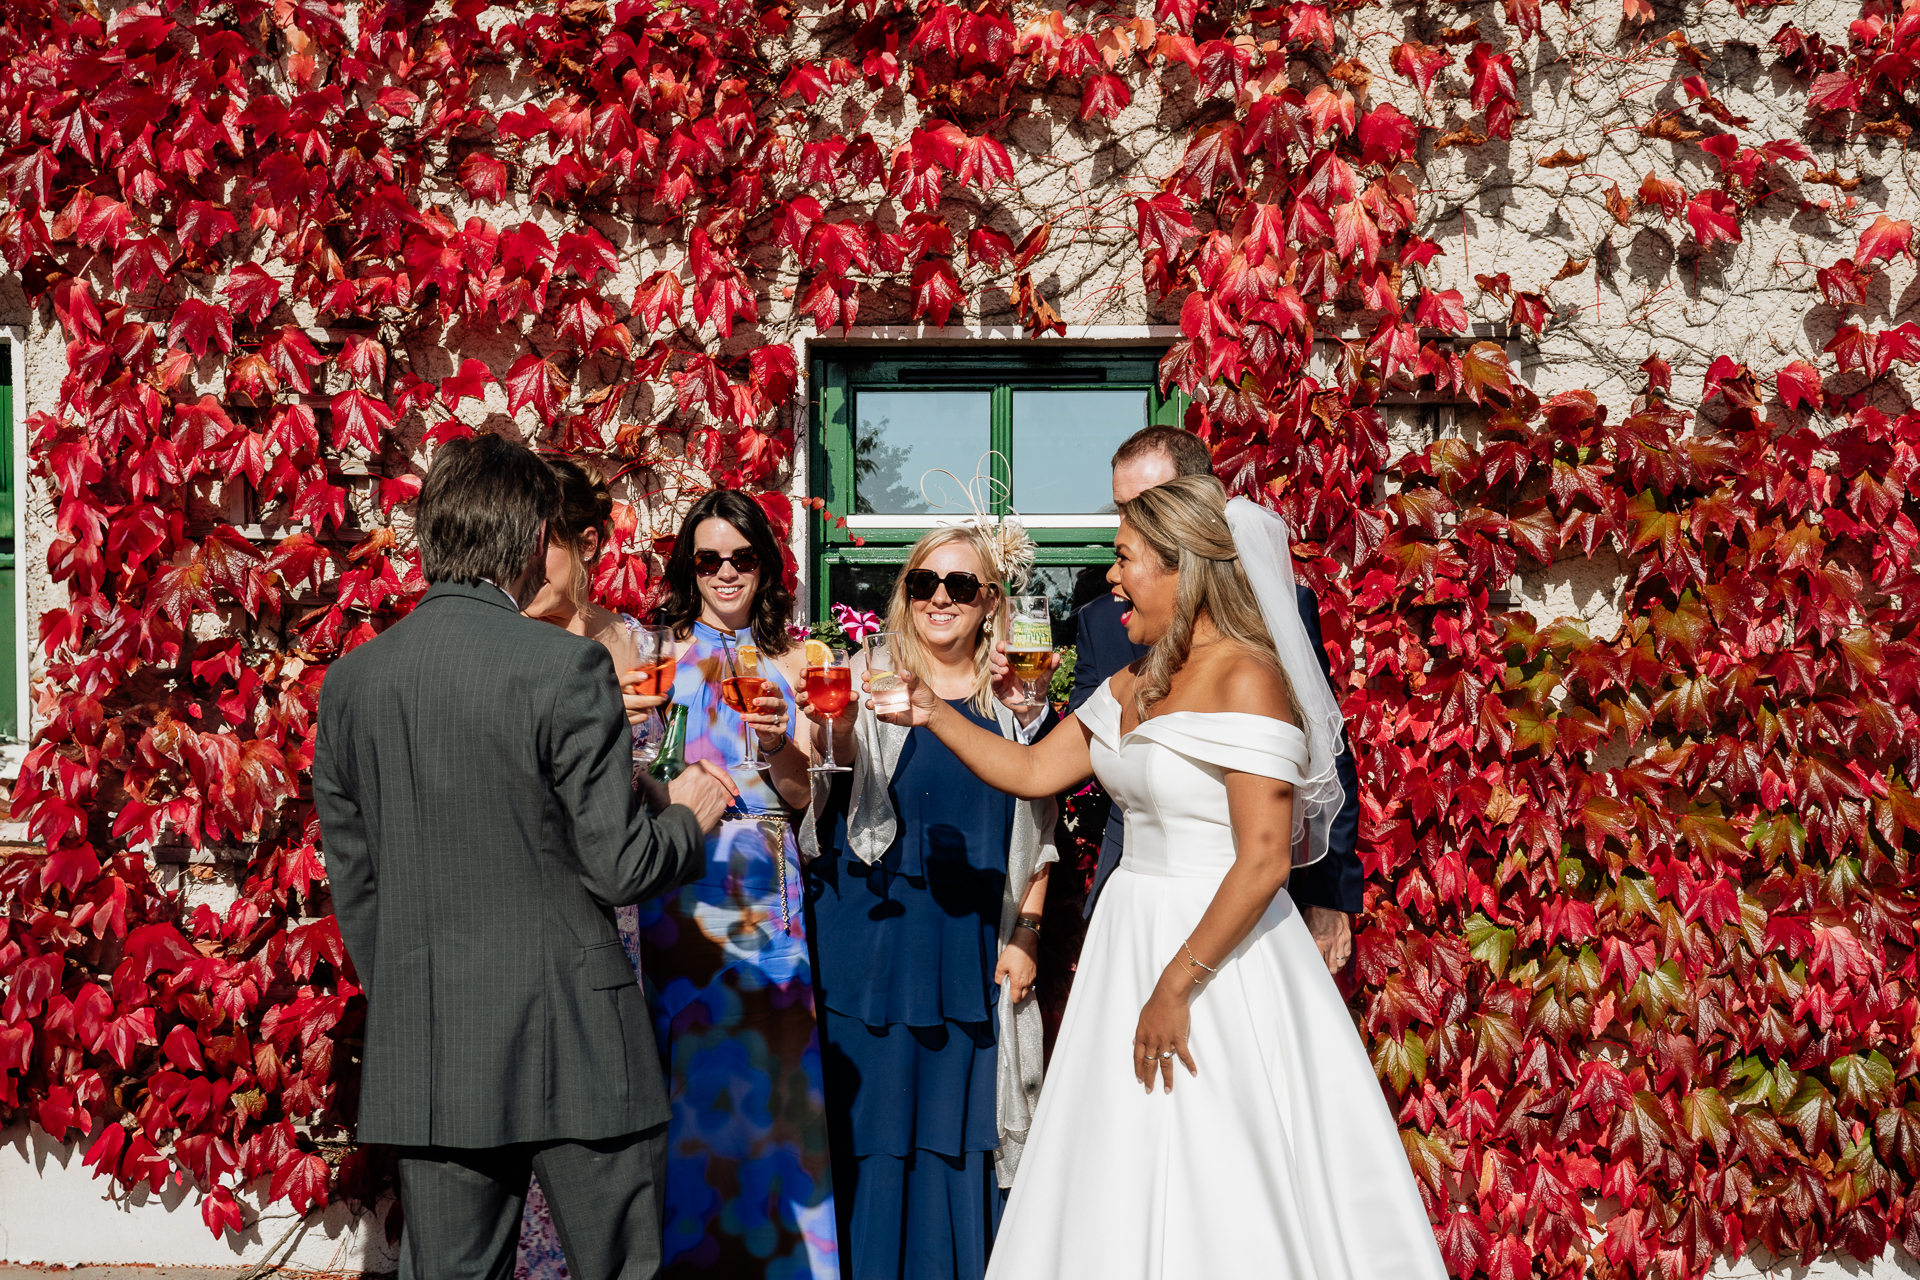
[985,679,1448,1280]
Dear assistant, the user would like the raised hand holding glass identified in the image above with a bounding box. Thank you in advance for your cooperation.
[719,636,774,772]
[864,632,910,716]
[1006,595,1054,707]
[623,619,677,763]
[805,643,853,774]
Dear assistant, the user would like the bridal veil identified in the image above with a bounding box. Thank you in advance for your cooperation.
[1223,497,1347,870]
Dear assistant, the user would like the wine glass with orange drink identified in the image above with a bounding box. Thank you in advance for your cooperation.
[622,620,677,763]
[719,637,774,772]
[802,639,853,774]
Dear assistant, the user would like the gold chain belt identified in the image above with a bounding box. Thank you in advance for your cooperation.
[721,809,796,935]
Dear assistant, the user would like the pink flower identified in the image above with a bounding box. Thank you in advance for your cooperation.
[831,603,882,642]
[786,622,812,643]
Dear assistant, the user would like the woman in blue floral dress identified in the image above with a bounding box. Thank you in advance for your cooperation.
[638,491,836,1280]
[515,481,837,1280]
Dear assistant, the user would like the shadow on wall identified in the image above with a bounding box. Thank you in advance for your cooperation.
[1,1123,396,1272]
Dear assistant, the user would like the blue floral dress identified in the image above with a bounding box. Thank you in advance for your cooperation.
[516,621,838,1280]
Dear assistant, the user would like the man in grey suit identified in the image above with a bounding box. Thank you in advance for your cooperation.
[314,435,732,1280]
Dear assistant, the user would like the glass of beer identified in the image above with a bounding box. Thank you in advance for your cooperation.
[622,620,677,764]
[720,636,774,772]
[1006,595,1054,708]
[805,645,853,775]
[865,632,910,717]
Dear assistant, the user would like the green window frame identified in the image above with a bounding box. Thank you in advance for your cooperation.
[808,346,1187,625]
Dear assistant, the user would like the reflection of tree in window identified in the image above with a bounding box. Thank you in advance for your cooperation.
[854,414,928,514]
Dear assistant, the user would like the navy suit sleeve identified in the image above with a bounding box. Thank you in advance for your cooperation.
[1066,603,1105,716]
[1281,585,1365,915]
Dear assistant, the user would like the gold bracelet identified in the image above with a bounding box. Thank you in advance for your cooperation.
[1182,938,1217,975]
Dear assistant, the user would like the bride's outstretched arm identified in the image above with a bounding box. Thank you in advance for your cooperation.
[870,668,1094,800]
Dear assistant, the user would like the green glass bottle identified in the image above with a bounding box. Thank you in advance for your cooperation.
[648,703,690,782]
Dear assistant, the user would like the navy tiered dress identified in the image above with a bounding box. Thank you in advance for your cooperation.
[808,699,1014,1280]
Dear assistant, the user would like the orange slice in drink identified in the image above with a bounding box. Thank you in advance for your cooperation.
[804,638,833,668]
[735,643,762,674]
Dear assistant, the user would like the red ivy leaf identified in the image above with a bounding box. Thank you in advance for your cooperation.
[749,345,799,405]
[329,389,396,454]
[1857,214,1912,265]
[458,151,508,204]
[439,358,495,410]
[909,259,964,327]
[1685,190,1742,248]
[1413,289,1451,333]
[1638,171,1684,219]
[201,1184,244,1238]
[168,300,234,358]
[555,227,619,282]
[1081,74,1131,121]
[504,355,568,422]
[1135,193,1196,258]
[1776,359,1822,409]
[220,265,281,326]
[1389,41,1454,96]
[269,1151,331,1215]
[1807,69,1864,113]
[1357,103,1421,164]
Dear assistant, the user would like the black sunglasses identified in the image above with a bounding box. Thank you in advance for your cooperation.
[693,548,761,576]
[903,569,987,604]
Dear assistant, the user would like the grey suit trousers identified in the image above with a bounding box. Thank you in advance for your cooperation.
[397,1123,669,1280]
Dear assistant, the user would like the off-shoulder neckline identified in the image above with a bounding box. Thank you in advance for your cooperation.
[1090,682,1307,741]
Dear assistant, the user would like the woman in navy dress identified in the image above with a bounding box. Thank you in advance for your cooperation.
[798,524,1056,1280]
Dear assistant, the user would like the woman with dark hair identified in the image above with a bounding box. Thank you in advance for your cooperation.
[633,488,839,1279]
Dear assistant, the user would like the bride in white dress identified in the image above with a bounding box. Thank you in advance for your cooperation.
[877,475,1447,1279]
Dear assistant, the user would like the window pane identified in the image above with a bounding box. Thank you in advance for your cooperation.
[1027,565,1114,647]
[1011,389,1149,514]
[853,391,992,515]
[825,561,906,622]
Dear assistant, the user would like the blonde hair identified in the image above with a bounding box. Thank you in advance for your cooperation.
[547,457,611,616]
[1119,475,1294,721]
[883,525,1008,719]
[552,542,592,613]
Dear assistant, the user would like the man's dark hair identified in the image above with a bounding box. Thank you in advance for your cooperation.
[658,489,796,657]
[1111,425,1215,479]
[416,435,562,588]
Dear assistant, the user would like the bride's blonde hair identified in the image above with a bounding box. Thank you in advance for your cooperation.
[1119,475,1294,721]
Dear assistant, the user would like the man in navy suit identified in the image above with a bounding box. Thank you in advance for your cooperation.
[1068,426,1364,974]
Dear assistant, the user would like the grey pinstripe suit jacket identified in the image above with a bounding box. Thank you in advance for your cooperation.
[313,581,705,1148]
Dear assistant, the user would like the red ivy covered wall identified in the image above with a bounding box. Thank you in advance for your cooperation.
[0,0,1916,1275]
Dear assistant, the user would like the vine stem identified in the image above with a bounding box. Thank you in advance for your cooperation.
[236,1209,314,1280]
